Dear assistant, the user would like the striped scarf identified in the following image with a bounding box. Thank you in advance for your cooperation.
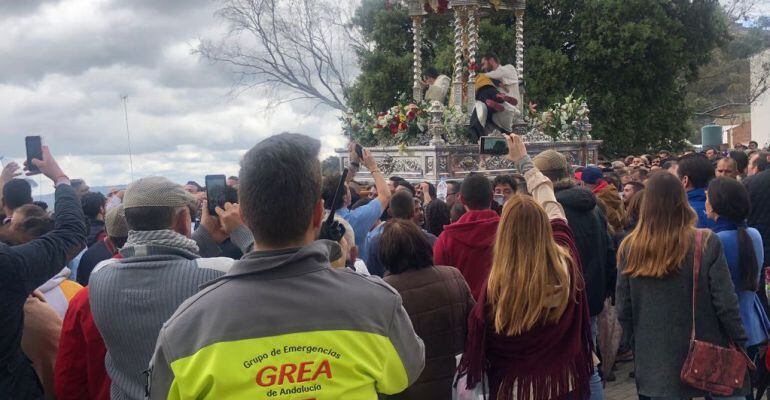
[124,229,199,255]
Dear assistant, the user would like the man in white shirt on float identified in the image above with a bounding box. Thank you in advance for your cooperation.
[481,53,521,111]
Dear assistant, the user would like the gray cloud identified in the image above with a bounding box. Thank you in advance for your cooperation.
[0,0,347,192]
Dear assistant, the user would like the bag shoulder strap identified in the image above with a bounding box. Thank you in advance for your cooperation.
[691,229,704,341]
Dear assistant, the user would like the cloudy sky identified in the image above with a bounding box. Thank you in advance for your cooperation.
[0,0,348,195]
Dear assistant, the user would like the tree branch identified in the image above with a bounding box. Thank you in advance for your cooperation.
[198,0,359,111]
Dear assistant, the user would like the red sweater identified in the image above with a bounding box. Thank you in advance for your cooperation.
[434,209,500,300]
[54,253,122,400]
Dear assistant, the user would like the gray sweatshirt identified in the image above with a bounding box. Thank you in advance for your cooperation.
[89,243,233,400]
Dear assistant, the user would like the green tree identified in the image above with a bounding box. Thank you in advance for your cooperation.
[687,25,770,127]
[348,0,729,155]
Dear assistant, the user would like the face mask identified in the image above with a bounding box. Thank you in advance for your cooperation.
[494,194,505,206]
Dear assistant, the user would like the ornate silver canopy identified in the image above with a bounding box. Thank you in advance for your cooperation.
[405,0,526,112]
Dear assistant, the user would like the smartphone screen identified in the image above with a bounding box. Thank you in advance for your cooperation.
[205,175,227,215]
[25,136,43,175]
[479,136,508,155]
[355,143,364,159]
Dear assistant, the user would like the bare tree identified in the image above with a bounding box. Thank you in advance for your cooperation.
[198,0,360,111]
[690,1,770,120]
[722,0,760,22]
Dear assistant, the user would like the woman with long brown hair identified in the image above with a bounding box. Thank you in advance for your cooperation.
[459,135,594,400]
[616,172,748,399]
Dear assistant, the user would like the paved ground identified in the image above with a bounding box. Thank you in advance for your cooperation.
[605,360,638,400]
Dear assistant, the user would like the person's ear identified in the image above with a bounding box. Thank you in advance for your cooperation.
[174,207,192,237]
[312,199,324,230]
[681,175,689,188]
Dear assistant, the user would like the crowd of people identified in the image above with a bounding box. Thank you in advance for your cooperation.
[1,135,769,400]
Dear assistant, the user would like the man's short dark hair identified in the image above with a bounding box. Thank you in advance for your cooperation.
[396,181,415,196]
[461,173,492,210]
[81,192,106,219]
[351,197,372,210]
[446,180,461,195]
[124,206,178,231]
[322,174,345,211]
[71,179,87,190]
[228,176,239,181]
[754,151,770,172]
[625,181,645,193]
[225,186,239,204]
[677,153,715,189]
[389,191,414,220]
[3,179,32,210]
[729,150,749,174]
[662,160,678,170]
[32,201,48,211]
[423,67,439,79]
[185,181,203,191]
[425,199,450,236]
[482,52,500,63]
[240,133,322,247]
[492,175,516,191]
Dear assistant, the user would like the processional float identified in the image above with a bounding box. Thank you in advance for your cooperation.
[337,0,602,182]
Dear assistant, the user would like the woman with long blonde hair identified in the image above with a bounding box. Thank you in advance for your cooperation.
[459,135,593,400]
[616,171,748,400]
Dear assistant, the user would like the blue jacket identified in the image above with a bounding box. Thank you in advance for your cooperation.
[714,222,769,347]
[688,188,733,231]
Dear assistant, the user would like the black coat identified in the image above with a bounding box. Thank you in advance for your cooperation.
[76,240,113,285]
[745,170,770,314]
[556,184,616,316]
[745,170,770,265]
[0,184,86,398]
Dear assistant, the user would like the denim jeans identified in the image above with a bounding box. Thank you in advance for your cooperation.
[590,317,604,400]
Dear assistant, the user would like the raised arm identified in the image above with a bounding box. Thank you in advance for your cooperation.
[13,146,87,294]
[347,142,391,210]
[505,134,566,221]
[362,148,391,210]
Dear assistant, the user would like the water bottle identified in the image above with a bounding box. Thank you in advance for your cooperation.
[437,177,448,202]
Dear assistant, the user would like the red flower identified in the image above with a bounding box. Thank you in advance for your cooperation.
[398,122,408,131]
[390,123,399,134]
[469,61,478,72]
[406,111,416,121]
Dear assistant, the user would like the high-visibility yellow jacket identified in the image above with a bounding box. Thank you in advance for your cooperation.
[147,241,425,399]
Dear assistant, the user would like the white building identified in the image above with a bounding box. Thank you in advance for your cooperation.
[751,48,770,149]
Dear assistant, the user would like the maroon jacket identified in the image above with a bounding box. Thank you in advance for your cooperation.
[433,209,500,300]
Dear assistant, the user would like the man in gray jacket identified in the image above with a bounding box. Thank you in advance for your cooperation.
[148,133,425,399]
[89,177,247,400]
